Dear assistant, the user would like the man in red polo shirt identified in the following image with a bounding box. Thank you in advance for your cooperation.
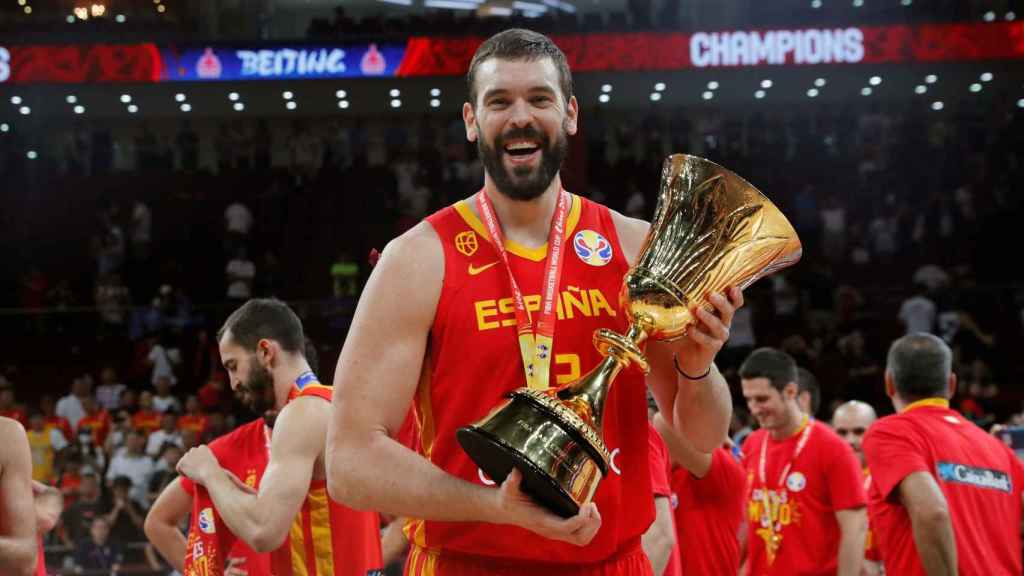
[653,410,744,575]
[739,348,867,576]
[863,333,1024,575]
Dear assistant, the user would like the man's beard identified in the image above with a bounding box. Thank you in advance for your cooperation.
[477,122,569,202]
[238,359,276,425]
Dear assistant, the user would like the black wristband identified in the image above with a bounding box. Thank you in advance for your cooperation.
[673,354,711,380]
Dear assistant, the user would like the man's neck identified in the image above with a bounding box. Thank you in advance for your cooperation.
[479,176,563,249]
[770,406,807,441]
[273,358,315,410]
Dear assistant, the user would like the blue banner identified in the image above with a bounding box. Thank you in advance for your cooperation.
[160,43,407,81]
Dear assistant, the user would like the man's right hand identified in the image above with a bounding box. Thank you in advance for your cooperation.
[494,468,601,547]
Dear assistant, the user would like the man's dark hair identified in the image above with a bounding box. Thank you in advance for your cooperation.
[466,28,573,107]
[217,298,305,355]
[887,333,952,402]
[797,367,821,416]
[739,347,799,393]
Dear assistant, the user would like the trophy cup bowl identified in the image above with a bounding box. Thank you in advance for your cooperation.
[457,154,803,517]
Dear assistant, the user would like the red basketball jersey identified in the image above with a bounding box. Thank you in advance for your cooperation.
[181,418,271,576]
[272,376,384,576]
[407,193,654,563]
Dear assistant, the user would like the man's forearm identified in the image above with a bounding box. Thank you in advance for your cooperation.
[671,364,731,453]
[202,469,265,547]
[912,512,958,575]
[837,525,865,576]
[329,432,499,523]
[146,521,187,573]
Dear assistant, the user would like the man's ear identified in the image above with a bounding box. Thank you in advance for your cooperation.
[463,102,478,143]
[947,372,957,399]
[564,95,579,136]
[884,370,895,399]
[783,381,799,401]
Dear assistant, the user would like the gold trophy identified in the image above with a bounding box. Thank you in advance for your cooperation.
[457,154,803,517]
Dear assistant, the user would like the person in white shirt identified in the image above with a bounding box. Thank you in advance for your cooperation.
[226,249,256,301]
[224,200,253,255]
[147,339,177,387]
[898,284,937,335]
[94,367,126,412]
[151,378,181,414]
[106,429,155,507]
[145,411,183,458]
[56,377,92,431]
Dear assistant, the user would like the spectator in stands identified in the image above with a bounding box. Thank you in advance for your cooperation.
[177,395,208,439]
[40,395,73,443]
[129,199,152,263]
[146,334,178,387]
[73,517,123,575]
[197,374,228,414]
[105,476,147,543]
[224,199,253,255]
[94,366,126,412]
[331,250,360,298]
[95,273,131,337]
[57,376,92,431]
[105,429,155,508]
[820,193,847,263]
[145,410,183,458]
[147,443,182,505]
[61,470,107,548]
[104,409,134,458]
[898,284,937,335]
[864,333,1024,574]
[117,389,138,414]
[77,397,112,449]
[226,247,256,302]
[0,382,26,424]
[26,411,68,484]
[131,391,162,436]
[796,367,822,419]
[151,377,181,414]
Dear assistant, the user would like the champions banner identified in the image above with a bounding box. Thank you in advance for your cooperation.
[1,22,1021,84]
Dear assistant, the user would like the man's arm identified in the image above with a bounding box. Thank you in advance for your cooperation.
[641,496,675,576]
[652,412,712,478]
[380,518,409,568]
[32,481,63,534]
[327,224,601,546]
[144,478,191,573]
[899,471,957,575]
[612,213,736,452]
[835,507,867,576]
[0,419,39,576]
[177,398,322,552]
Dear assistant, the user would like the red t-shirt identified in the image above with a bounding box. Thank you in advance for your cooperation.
[180,418,272,576]
[132,410,162,436]
[178,414,209,439]
[862,470,881,564]
[863,400,1024,576]
[741,419,866,576]
[77,411,111,447]
[44,416,73,442]
[0,409,26,425]
[407,195,654,564]
[672,447,745,576]
[648,424,682,576]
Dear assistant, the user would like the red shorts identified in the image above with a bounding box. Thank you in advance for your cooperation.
[405,538,652,576]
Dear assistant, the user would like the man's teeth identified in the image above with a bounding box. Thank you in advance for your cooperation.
[506,142,539,150]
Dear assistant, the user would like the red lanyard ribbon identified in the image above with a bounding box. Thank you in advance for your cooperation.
[476,189,570,390]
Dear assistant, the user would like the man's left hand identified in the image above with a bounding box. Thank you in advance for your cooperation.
[673,286,743,377]
[176,445,221,485]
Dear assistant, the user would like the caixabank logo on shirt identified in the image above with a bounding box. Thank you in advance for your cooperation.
[936,461,1012,493]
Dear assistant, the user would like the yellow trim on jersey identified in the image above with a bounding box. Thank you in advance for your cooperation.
[453,193,582,262]
[308,487,334,576]
[289,507,309,576]
[416,357,436,462]
[902,397,950,413]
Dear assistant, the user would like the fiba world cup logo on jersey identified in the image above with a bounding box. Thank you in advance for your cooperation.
[198,507,216,534]
[573,230,613,267]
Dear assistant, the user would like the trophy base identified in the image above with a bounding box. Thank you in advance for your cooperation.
[457,390,608,518]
